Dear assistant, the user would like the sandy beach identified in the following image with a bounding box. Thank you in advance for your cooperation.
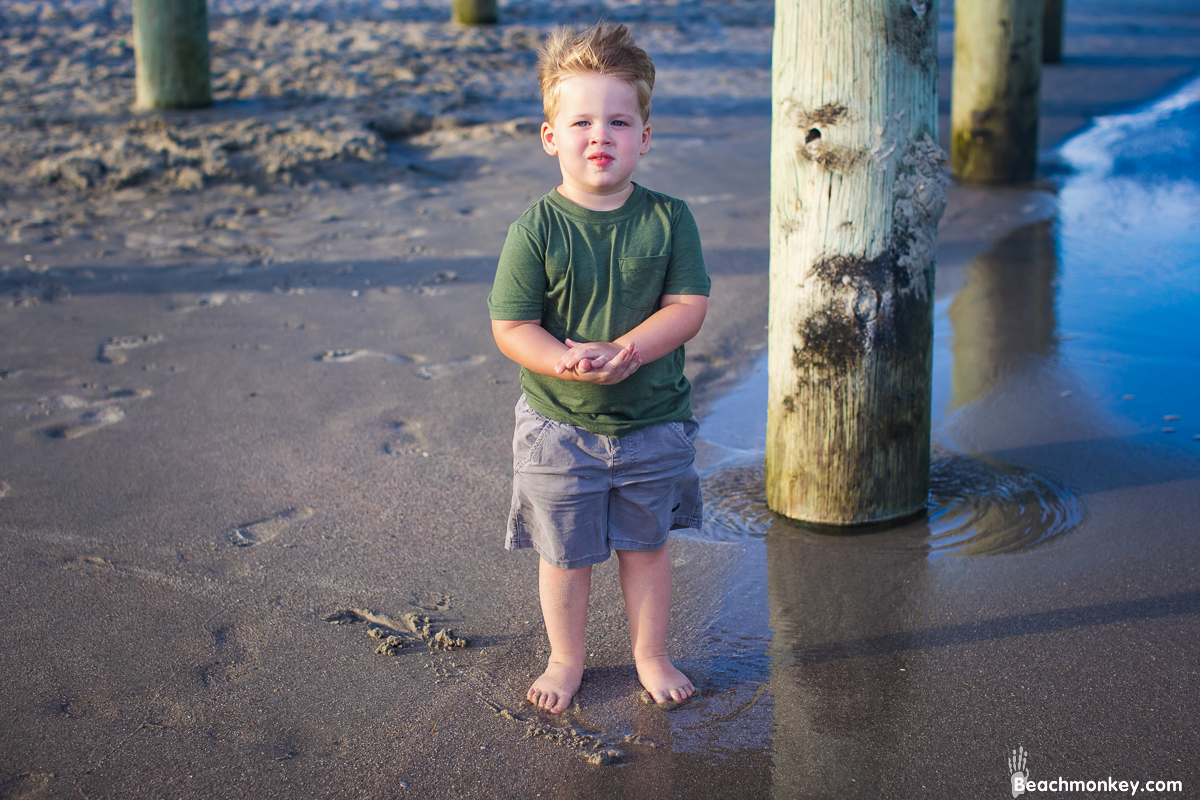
[2,0,1199,797]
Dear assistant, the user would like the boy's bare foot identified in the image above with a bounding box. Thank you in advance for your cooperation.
[635,655,694,705]
[527,660,583,714]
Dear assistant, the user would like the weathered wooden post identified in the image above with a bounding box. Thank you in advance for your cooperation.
[951,0,1044,183]
[767,0,946,525]
[451,0,497,25]
[132,0,212,110]
[1043,0,1065,63]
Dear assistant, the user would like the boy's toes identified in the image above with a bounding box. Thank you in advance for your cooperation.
[529,687,556,710]
[528,663,582,714]
[530,689,567,714]
[636,657,695,706]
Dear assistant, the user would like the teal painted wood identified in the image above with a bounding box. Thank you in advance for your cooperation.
[133,0,212,110]
[451,0,498,25]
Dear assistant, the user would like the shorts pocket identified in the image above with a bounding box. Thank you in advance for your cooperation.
[618,255,669,312]
[513,400,552,473]
[666,418,699,454]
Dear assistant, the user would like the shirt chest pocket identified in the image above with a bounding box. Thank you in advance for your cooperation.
[618,255,669,312]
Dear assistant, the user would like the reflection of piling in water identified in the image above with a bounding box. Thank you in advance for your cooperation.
[949,220,1059,410]
[767,531,929,798]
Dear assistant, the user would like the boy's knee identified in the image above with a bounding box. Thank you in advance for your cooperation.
[615,544,669,562]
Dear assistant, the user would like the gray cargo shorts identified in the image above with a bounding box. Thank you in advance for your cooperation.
[506,395,703,569]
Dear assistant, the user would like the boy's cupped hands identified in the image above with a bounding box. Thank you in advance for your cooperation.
[554,338,641,385]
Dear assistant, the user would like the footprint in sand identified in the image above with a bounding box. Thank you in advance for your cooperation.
[411,591,452,612]
[55,388,152,410]
[317,350,484,379]
[98,334,163,364]
[2,774,54,797]
[230,506,314,547]
[316,349,427,365]
[383,419,430,456]
[417,270,459,296]
[171,292,253,313]
[47,406,125,439]
[415,355,487,380]
[45,388,152,439]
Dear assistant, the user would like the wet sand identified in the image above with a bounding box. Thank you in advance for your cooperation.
[2,1,1199,797]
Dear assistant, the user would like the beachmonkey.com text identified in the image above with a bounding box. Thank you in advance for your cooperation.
[1014,776,1183,796]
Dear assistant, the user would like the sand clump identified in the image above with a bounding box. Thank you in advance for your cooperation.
[326,606,469,654]
[370,629,407,656]
[429,627,468,650]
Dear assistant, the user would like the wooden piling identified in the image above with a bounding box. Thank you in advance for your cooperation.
[766,0,946,525]
[951,0,1044,183]
[451,0,498,25]
[1043,0,1065,63]
[132,0,212,110]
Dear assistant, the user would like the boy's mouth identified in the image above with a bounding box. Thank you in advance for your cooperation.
[588,153,614,167]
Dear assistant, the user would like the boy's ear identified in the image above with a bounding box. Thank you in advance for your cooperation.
[640,122,652,156]
[541,121,559,156]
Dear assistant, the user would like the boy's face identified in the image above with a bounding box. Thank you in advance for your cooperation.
[541,72,651,210]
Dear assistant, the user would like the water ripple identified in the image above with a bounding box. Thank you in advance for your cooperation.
[694,449,1083,557]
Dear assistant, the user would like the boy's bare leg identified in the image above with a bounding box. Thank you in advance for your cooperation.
[529,558,592,714]
[616,545,695,704]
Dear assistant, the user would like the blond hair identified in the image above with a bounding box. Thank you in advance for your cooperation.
[537,22,655,124]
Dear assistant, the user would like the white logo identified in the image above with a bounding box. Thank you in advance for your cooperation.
[1009,746,1031,797]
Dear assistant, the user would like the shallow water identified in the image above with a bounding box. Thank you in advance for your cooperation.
[692,74,1200,558]
[650,75,1200,798]
[700,452,1084,557]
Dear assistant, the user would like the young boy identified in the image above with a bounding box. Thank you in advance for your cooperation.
[488,22,710,715]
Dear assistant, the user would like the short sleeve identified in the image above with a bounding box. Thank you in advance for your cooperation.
[488,221,548,320]
[662,203,711,297]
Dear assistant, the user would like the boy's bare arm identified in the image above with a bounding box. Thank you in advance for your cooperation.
[555,294,708,373]
[616,294,707,362]
[492,319,642,385]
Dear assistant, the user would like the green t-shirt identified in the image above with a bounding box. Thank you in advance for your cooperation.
[488,184,711,437]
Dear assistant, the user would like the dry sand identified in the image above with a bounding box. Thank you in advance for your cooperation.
[1,0,1199,798]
